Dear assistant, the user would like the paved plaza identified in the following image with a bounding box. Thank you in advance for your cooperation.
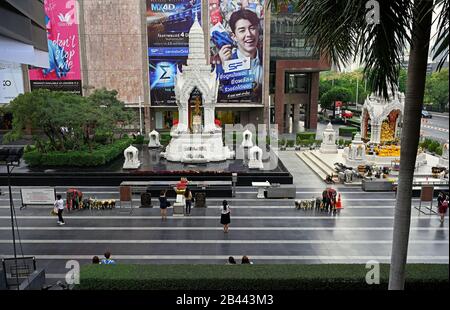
[0,152,447,284]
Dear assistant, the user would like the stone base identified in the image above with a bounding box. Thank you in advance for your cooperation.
[248,160,263,169]
[148,142,161,148]
[123,161,141,169]
[242,141,254,148]
[319,144,338,154]
[162,132,234,163]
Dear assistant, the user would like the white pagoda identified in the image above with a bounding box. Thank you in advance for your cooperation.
[161,14,234,163]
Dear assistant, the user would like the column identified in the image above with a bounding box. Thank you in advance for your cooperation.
[371,122,381,144]
[285,104,291,134]
[307,72,319,130]
[293,103,300,133]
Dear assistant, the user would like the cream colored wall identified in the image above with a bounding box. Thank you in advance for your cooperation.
[79,0,148,105]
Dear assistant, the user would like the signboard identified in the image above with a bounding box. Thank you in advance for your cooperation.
[28,0,82,95]
[147,0,201,106]
[20,188,55,206]
[209,0,264,103]
[0,62,24,104]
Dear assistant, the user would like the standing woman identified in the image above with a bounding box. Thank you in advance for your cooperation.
[437,192,449,224]
[220,200,231,233]
[184,187,193,216]
[55,194,65,226]
[159,190,169,221]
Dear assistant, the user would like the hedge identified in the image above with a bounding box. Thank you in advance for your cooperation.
[78,264,449,290]
[296,132,316,141]
[23,137,132,167]
[339,126,359,137]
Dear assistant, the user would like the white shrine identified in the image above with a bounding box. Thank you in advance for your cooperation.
[361,87,405,144]
[241,129,254,148]
[161,14,234,163]
[342,133,366,167]
[148,130,161,148]
[123,145,141,169]
[248,145,264,169]
[319,122,338,154]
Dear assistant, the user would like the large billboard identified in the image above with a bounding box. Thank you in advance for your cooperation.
[209,0,264,103]
[29,0,82,95]
[147,0,201,106]
[0,62,24,104]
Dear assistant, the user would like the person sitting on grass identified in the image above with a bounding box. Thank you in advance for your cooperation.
[101,251,116,265]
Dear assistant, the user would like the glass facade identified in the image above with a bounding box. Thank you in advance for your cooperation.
[270,13,319,60]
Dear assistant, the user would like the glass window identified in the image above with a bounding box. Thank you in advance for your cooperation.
[285,73,309,93]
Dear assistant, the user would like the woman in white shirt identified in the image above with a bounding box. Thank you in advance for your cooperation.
[54,194,65,226]
[220,200,231,233]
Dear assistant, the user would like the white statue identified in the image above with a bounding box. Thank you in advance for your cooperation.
[241,129,254,148]
[319,122,338,154]
[123,145,141,169]
[248,146,263,169]
[148,130,161,148]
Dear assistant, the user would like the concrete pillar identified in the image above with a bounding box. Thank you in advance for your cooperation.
[275,61,285,134]
[285,104,291,134]
[293,103,300,133]
[306,72,319,130]
[21,64,30,93]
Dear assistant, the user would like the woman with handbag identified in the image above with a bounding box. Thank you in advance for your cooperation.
[54,194,65,226]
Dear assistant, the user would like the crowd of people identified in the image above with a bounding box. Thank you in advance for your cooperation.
[226,255,253,265]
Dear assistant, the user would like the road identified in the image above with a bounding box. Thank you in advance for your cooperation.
[0,185,447,286]
[421,112,449,142]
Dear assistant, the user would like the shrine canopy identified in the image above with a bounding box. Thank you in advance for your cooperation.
[360,87,405,144]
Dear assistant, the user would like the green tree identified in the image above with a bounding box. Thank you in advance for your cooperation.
[320,86,352,111]
[3,88,134,152]
[272,0,448,290]
[424,68,449,111]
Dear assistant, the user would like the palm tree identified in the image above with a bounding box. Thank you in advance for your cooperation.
[270,0,448,289]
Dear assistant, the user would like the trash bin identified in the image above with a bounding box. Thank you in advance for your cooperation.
[140,192,152,208]
[194,192,206,208]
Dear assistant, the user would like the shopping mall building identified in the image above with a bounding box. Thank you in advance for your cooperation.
[1,0,330,134]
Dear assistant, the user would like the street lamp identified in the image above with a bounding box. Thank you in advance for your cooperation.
[0,146,24,289]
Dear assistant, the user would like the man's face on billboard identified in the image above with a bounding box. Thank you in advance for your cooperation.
[232,19,259,57]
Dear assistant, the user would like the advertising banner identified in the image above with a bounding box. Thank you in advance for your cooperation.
[29,0,82,95]
[147,0,201,106]
[209,0,264,103]
[0,62,24,104]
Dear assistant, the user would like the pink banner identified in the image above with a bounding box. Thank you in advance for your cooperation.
[29,0,81,94]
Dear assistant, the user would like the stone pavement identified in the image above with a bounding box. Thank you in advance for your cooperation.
[0,185,447,285]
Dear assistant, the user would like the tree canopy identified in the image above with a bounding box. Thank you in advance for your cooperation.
[3,88,134,152]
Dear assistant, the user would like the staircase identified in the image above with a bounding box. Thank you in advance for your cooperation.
[296,151,335,181]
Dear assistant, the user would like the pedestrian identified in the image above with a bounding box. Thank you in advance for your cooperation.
[54,194,65,226]
[437,192,449,224]
[220,200,231,233]
[241,255,252,264]
[184,187,193,215]
[159,190,169,221]
[92,256,100,264]
[101,251,116,264]
[226,256,236,265]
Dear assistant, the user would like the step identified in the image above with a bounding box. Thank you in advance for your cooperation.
[303,151,334,176]
[296,152,328,181]
[309,151,336,173]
